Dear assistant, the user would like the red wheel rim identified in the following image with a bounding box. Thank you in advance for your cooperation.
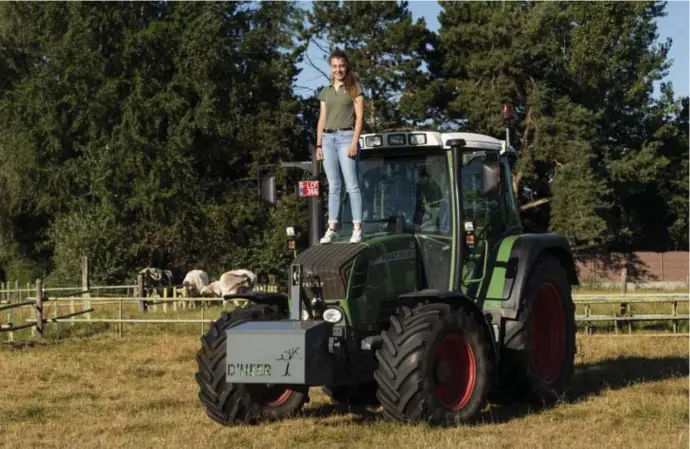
[247,385,293,407]
[531,283,566,385]
[434,333,476,410]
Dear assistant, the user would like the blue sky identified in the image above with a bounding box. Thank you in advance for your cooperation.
[295,0,689,100]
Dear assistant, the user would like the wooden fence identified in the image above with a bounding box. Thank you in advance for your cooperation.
[0,279,687,342]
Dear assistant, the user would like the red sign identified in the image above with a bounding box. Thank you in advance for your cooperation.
[299,180,319,197]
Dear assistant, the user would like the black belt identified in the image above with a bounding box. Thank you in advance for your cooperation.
[323,127,353,133]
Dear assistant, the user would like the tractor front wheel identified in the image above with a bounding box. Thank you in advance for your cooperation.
[374,303,492,425]
[195,304,308,425]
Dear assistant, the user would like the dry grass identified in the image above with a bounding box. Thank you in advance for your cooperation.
[0,331,687,449]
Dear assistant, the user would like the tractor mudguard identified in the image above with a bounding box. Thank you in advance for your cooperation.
[484,233,578,320]
[223,291,289,316]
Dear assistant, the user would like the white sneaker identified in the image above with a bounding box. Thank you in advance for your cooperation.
[350,229,362,243]
[320,228,338,244]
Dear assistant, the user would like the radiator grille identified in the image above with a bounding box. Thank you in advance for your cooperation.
[292,243,368,300]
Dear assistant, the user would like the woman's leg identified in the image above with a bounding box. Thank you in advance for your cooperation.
[335,131,363,241]
[320,132,341,242]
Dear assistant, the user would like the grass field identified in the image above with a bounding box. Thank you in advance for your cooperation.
[0,329,687,449]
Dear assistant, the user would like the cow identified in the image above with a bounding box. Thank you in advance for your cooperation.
[200,269,258,307]
[176,269,211,308]
[136,267,173,298]
[178,269,210,297]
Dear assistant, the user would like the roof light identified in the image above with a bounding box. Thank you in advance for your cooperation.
[409,134,427,145]
[365,135,383,147]
[388,134,406,146]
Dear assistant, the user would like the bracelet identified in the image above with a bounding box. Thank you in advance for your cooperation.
[315,144,322,149]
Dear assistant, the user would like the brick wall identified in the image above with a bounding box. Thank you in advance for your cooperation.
[575,251,689,283]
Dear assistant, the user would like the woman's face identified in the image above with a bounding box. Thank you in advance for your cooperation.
[330,57,347,82]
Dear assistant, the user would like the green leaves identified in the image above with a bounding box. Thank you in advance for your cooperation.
[0,2,309,283]
[432,0,686,250]
[0,1,686,284]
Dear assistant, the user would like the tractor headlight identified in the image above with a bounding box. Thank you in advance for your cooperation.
[301,309,310,320]
[286,226,295,237]
[323,307,344,323]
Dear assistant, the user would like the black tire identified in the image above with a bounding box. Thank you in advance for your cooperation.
[195,304,308,425]
[374,302,492,426]
[322,381,380,407]
[495,254,576,404]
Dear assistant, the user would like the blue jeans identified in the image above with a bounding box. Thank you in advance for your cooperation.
[322,130,362,225]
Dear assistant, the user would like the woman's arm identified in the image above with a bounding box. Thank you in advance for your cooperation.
[350,95,364,155]
[316,101,327,160]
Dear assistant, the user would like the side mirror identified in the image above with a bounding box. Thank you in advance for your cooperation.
[480,162,500,195]
[259,174,277,205]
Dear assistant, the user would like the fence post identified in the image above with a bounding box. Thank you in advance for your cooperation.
[27,282,32,337]
[8,281,15,342]
[119,296,123,338]
[618,268,628,332]
[137,274,147,313]
[35,278,43,338]
[81,255,91,320]
[172,286,178,312]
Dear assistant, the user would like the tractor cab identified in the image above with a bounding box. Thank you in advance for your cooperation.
[330,130,523,298]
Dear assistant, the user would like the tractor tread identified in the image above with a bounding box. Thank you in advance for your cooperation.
[374,302,492,425]
[492,254,576,405]
[194,304,308,425]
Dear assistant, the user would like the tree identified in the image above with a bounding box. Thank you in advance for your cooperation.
[431,0,679,249]
[0,1,310,284]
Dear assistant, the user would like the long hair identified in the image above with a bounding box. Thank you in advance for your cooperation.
[330,49,359,100]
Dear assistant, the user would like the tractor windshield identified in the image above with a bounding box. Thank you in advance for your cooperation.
[338,153,452,237]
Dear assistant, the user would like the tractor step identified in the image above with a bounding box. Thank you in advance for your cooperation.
[225,319,335,385]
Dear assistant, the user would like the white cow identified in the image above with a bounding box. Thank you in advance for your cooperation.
[200,269,258,307]
[178,269,210,297]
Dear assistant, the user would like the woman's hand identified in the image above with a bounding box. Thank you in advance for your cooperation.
[347,143,358,158]
[316,147,323,160]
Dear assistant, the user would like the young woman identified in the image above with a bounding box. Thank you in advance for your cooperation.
[315,49,365,244]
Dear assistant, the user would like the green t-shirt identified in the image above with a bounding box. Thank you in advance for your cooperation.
[318,82,364,129]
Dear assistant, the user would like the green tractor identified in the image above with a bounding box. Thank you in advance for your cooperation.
[194,129,578,426]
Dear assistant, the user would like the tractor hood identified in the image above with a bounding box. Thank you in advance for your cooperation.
[292,242,368,301]
[291,233,427,306]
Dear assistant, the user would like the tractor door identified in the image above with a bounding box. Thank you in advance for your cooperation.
[460,150,507,297]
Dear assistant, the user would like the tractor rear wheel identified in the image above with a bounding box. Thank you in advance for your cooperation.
[495,254,576,404]
[374,302,491,425]
[195,304,308,425]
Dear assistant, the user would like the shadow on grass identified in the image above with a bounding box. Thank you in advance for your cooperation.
[568,355,689,398]
[299,356,689,426]
[300,401,382,424]
[480,355,689,424]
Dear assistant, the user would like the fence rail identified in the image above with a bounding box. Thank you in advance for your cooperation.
[572,293,689,334]
[0,278,687,341]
